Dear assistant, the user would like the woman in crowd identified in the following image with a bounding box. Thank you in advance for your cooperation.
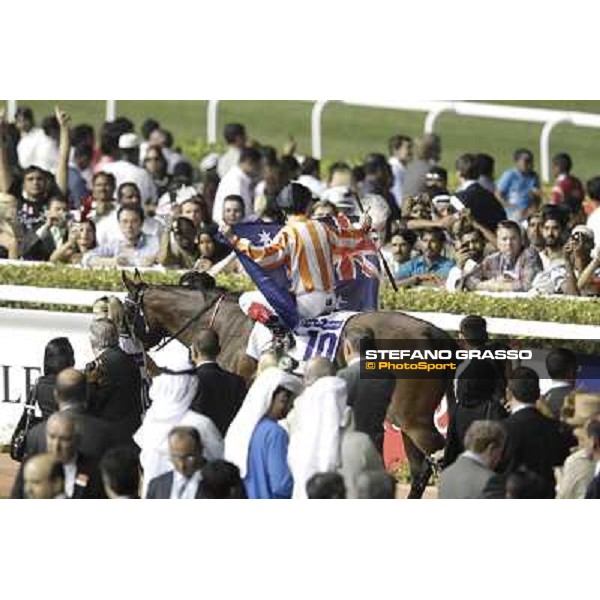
[50,220,97,265]
[36,338,76,419]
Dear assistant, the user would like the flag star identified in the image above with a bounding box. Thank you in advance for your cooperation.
[258,230,273,245]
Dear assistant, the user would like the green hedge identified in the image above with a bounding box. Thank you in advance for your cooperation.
[1,263,600,327]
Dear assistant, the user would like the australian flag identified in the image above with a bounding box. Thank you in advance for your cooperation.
[219,216,380,331]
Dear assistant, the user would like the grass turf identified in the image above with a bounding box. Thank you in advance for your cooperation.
[7,99,600,181]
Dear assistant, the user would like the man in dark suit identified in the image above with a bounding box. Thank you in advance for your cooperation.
[439,420,506,499]
[337,326,395,455]
[500,367,576,498]
[189,329,246,437]
[146,427,206,499]
[541,348,577,419]
[87,319,142,445]
[22,196,70,261]
[26,367,114,460]
[12,412,104,499]
[454,153,506,232]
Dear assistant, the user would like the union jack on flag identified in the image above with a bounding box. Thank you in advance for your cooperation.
[330,214,381,282]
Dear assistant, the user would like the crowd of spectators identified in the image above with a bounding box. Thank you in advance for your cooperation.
[2,105,600,296]
[10,308,600,499]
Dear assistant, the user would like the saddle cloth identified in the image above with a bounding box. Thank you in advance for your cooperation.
[246,311,358,371]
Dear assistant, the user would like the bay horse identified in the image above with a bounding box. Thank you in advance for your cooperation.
[122,270,457,498]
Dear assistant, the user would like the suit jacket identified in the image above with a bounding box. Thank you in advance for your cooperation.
[22,227,66,261]
[145,470,204,499]
[88,346,142,445]
[455,182,506,232]
[585,473,600,499]
[337,361,395,454]
[438,454,505,499]
[190,363,246,437]
[11,453,105,499]
[25,408,115,461]
[500,406,576,498]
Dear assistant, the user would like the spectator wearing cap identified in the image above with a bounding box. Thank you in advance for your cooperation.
[454,153,506,233]
[101,132,157,204]
[539,225,600,296]
[217,123,247,179]
[212,147,263,223]
[395,229,455,288]
[496,148,541,221]
[422,166,448,199]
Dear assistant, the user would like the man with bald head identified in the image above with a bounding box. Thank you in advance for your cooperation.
[12,411,104,498]
[25,367,114,460]
[23,454,66,499]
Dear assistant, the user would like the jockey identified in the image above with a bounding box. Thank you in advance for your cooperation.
[219,182,372,334]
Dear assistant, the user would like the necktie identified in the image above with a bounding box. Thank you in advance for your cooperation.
[177,479,189,499]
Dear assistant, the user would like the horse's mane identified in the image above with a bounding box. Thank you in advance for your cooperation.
[147,282,243,302]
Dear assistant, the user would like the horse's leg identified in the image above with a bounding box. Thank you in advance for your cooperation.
[401,432,433,499]
[389,378,447,498]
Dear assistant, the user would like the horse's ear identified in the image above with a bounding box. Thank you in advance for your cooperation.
[122,270,136,295]
[133,268,143,285]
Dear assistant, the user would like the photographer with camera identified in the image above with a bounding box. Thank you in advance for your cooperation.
[21,195,71,261]
[49,219,97,265]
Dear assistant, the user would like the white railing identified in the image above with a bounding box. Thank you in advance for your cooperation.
[313,100,600,182]
[1,283,600,340]
[8,100,600,182]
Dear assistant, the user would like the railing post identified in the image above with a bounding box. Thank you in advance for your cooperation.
[6,100,17,121]
[311,100,329,159]
[540,118,570,183]
[424,104,452,133]
[105,100,117,122]
[207,100,220,145]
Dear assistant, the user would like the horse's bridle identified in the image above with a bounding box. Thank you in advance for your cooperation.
[126,286,227,352]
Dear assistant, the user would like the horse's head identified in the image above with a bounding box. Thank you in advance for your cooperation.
[121,269,166,349]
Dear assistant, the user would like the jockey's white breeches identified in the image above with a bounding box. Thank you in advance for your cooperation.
[239,290,336,320]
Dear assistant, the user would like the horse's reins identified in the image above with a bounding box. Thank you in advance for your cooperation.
[148,291,227,352]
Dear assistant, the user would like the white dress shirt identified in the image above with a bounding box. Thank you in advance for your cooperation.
[212,165,254,222]
[388,156,407,208]
[170,470,202,499]
[63,460,77,498]
[96,210,164,247]
[102,160,157,203]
